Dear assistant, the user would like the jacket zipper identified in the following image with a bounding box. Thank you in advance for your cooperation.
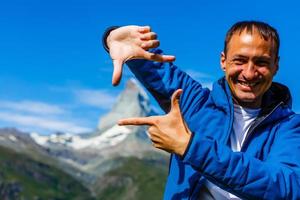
[241,102,283,152]
[225,103,234,146]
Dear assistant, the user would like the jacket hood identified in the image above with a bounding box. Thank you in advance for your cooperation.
[261,82,292,109]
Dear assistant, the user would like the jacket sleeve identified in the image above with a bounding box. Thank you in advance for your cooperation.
[125,52,209,114]
[182,114,300,200]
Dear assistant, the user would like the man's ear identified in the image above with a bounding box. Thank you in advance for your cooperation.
[220,52,226,72]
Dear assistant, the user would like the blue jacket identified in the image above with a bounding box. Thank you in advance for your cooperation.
[124,49,300,200]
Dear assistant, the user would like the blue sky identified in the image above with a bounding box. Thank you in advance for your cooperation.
[0,0,299,134]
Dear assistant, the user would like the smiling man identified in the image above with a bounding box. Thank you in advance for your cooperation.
[222,25,279,109]
[102,21,300,199]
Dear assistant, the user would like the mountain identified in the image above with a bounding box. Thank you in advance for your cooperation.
[97,78,155,133]
[0,138,92,199]
[0,79,169,199]
[0,127,46,157]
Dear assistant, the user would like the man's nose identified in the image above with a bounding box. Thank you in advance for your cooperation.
[243,62,257,80]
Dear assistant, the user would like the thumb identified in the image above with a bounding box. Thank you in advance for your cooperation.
[170,89,183,113]
[112,59,123,86]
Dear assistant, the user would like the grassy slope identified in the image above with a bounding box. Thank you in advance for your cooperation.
[95,156,169,200]
[0,146,93,200]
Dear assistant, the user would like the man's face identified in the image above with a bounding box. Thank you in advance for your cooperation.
[221,29,279,108]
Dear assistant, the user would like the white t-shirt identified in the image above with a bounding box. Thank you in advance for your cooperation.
[200,104,261,200]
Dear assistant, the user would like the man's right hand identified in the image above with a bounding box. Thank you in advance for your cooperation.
[106,26,176,86]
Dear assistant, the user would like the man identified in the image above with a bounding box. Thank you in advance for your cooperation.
[102,21,300,199]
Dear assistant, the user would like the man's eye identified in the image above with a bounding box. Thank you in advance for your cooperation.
[256,61,270,66]
[233,59,246,65]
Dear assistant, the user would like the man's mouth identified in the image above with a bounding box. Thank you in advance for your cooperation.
[237,80,259,87]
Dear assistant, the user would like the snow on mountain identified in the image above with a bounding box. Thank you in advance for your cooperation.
[30,125,132,150]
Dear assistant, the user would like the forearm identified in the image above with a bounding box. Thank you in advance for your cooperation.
[126,53,205,113]
[182,137,300,199]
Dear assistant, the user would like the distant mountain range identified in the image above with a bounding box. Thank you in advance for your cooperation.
[0,79,169,199]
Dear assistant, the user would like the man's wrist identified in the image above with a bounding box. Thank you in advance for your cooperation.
[102,26,119,52]
[179,132,194,158]
[177,133,191,157]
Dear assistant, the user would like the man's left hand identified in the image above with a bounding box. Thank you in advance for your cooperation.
[118,89,191,156]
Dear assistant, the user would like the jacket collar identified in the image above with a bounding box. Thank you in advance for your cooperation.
[211,77,293,115]
[211,77,233,113]
[260,82,292,115]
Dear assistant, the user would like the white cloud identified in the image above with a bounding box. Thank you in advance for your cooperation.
[0,100,65,115]
[74,89,116,109]
[185,70,213,80]
[200,81,213,90]
[0,112,92,134]
[185,70,214,90]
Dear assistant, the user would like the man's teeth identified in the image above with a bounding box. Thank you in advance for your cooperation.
[239,81,257,87]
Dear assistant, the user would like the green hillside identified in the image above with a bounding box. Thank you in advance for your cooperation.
[0,146,93,200]
[94,156,169,200]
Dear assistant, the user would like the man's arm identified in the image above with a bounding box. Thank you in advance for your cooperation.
[103,26,209,113]
[182,115,300,199]
[120,98,300,199]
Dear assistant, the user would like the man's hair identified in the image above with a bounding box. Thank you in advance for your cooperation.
[224,21,280,58]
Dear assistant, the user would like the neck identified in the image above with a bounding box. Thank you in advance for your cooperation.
[232,97,262,109]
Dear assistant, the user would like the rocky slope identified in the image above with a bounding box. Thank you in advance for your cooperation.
[0,145,93,199]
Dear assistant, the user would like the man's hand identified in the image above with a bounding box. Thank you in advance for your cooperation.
[107,26,176,86]
[118,89,191,156]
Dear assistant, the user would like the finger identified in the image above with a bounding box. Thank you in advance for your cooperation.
[141,40,160,50]
[149,136,162,147]
[147,126,160,137]
[148,126,157,134]
[155,144,170,152]
[152,142,161,149]
[138,26,151,33]
[170,89,183,112]
[150,136,161,144]
[147,127,163,144]
[112,59,123,86]
[143,52,176,62]
[140,32,157,40]
[152,142,171,153]
[118,116,156,126]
